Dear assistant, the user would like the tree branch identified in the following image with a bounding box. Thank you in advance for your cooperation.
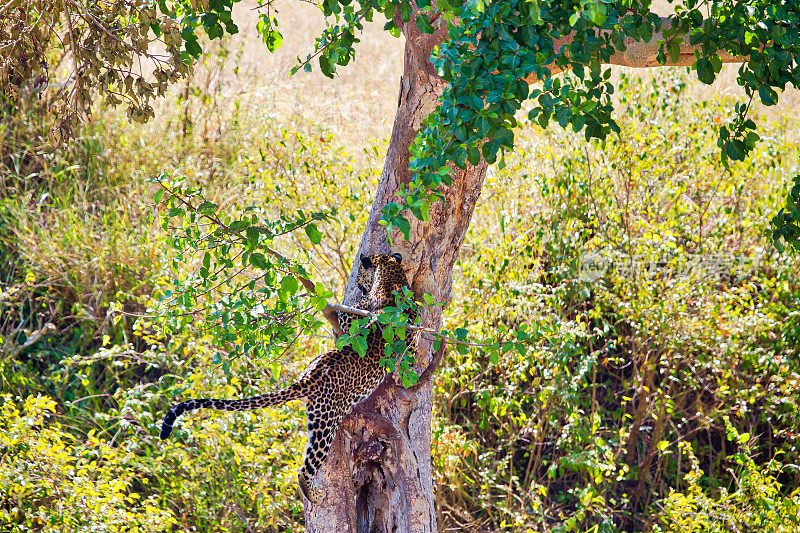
[8,322,56,359]
[154,179,346,335]
[526,17,747,83]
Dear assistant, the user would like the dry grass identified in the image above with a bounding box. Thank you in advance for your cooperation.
[190,0,405,152]
[650,0,799,120]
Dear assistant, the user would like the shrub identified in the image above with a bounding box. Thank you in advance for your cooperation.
[434,69,800,531]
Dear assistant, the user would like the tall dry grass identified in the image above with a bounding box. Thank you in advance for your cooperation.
[174,0,405,152]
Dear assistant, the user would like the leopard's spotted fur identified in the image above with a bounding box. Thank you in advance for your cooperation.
[159,253,411,503]
[335,252,402,334]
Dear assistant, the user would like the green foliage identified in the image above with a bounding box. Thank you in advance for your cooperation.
[0,394,177,531]
[9,0,798,167]
[150,175,333,364]
[0,0,189,131]
[0,83,380,530]
[7,0,799,248]
[383,0,800,237]
[432,70,800,530]
[770,173,800,252]
[150,180,422,385]
[654,440,800,532]
[3,61,800,532]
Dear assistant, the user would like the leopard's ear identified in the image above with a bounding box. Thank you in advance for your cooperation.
[360,254,373,269]
[391,253,403,263]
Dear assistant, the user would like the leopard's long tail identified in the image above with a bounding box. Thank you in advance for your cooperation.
[160,384,304,440]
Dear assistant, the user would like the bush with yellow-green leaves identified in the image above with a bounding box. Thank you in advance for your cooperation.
[2,69,799,531]
[433,70,800,531]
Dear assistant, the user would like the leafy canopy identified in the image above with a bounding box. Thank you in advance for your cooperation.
[375,0,800,238]
[6,0,799,374]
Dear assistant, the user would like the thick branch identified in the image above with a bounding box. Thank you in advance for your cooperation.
[527,17,746,82]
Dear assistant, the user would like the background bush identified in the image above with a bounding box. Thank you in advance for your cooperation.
[2,9,799,532]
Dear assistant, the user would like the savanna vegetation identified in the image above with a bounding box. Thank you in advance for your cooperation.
[3,1,800,532]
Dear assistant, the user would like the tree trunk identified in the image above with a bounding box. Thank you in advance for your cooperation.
[303,11,488,533]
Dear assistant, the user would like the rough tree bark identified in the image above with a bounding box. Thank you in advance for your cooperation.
[302,10,747,531]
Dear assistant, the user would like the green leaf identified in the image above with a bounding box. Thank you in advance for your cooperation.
[266,28,283,53]
[185,37,202,59]
[758,85,778,106]
[305,223,323,244]
[280,275,299,300]
[415,14,434,34]
[467,144,481,166]
[246,226,260,249]
[249,252,268,269]
[352,335,367,357]
[336,334,351,351]
[528,0,544,25]
[198,201,217,213]
[586,4,606,26]
[396,215,411,239]
[695,58,716,85]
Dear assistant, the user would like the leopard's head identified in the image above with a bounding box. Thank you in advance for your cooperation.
[358,253,403,288]
[359,253,407,308]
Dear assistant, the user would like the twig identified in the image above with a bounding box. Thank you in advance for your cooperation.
[292,10,369,73]
[153,179,343,333]
[9,322,55,359]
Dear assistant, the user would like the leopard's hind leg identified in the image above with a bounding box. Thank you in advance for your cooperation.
[297,396,345,503]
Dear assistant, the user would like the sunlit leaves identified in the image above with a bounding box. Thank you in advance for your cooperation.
[150,175,332,365]
[770,174,800,253]
[1,0,190,132]
[430,75,800,526]
[257,14,283,53]
[331,291,420,386]
[352,335,368,357]
[305,223,323,244]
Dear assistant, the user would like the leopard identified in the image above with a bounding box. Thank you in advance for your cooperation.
[159,253,412,503]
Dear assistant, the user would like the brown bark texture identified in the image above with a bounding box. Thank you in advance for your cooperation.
[303,9,487,533]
